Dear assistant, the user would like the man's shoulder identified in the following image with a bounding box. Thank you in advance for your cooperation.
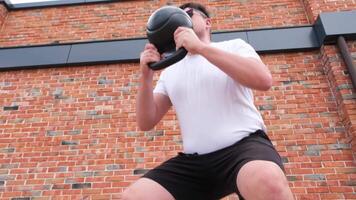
[213,38,250,49]
[214,38,247,45]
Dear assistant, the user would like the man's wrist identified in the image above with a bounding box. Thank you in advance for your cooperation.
[140,73,153,85]
[197,42,211,56]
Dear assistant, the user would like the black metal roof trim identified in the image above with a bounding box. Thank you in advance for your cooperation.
[3,0,114,10]
[0,26,320,70]
[0,0,10,9]
[0,10,355,70]
[314,10,356,44]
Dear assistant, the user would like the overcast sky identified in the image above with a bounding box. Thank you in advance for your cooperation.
[9,0,58,3]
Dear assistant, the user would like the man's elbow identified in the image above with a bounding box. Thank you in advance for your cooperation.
[259,74,273,91]
[137,121,155,131]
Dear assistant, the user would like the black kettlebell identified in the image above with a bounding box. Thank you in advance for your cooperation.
[146,6,193,70]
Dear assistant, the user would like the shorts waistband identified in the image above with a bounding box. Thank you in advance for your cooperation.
[178,129,267,158]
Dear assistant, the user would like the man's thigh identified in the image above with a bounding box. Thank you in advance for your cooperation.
[122,178,175,200]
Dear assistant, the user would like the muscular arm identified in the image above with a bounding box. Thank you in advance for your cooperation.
[136,43,172,131]
[198,45,272,91]
[174,27,272,91]
[136,77,172,131]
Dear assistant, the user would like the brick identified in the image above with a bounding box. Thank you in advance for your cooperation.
[67,130,82,135]
[286,176,298,181]
[64,178,84,184]
[342,180,356,186]
[72,183,91,189]
[52,184,70,190]
[75,172,94,177]
[105,164,122,171]
[133,168,149,175]
[327,143,351,150]
[3,106,19,111]
[11,198,30,200]
[91,195,111,200]
[98,77,113,85]
[46,131,63,137]
[304,174,326,181]
[0,175,16,181]
[53,88,66,99]
[0,148,15,153]
[307,144,326,150]
[92,182,111,188]
[61,141,78,145]
[145,130,164,137]
[258,104,274,110]
[281,157,289,163]
[304,150,320,156]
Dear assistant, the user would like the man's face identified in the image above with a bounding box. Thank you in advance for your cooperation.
[183,7,211,37]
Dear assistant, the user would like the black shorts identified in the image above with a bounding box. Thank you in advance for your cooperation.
[142,130,284,200]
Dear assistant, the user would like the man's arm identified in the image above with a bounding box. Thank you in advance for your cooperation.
[199,45,272,91]
[136,78,172,131]
[136,43,172,131]
[174,27,272,91]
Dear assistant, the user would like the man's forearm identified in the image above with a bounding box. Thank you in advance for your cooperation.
[136,77,157,131]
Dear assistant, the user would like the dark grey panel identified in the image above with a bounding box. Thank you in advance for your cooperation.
[67,39,147,64]
[314,17,326,45]
[321,11,356,36]
[85,0,110,2]
[247,26,319,52]
[0,45,71,69]
[5,0,113,9]
[212,31,248,42]
[315,10,356,43]
[11,0,84,8]
[1,0,10,9]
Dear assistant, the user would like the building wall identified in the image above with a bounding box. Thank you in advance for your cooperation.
[0,0,311,47]
[320,41,356,158]
[0,4,7,29]
[0,0,355,200]
[301,0,356,22]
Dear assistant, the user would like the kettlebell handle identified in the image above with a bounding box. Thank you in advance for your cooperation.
[148,47,188,70]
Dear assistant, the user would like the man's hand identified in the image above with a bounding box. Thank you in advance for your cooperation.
[174,27,207,54]
[140,43,161,80]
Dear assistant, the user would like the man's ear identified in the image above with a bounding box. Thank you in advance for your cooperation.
[205,18,212,28]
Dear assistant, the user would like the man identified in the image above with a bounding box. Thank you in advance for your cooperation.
[123,2,294,200]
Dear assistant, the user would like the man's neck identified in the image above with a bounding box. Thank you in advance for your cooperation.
[199,34,211,44]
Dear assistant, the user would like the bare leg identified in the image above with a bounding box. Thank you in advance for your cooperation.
[236,160,294,200]
[122,178,175,200]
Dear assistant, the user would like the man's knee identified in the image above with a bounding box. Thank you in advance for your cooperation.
[121,178,175,200]
[122,187,136,200]
[257,167,290,196]
[237,160,293,200]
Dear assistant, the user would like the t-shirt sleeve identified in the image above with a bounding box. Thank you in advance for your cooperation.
[230,39,262,61]
[153,70,168,96]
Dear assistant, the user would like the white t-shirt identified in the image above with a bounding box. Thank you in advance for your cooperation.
[153,38,266,154]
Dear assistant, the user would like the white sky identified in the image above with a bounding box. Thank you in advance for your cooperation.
[9,0,58,3]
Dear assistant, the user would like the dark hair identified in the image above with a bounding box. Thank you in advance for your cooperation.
[179,2,210,18]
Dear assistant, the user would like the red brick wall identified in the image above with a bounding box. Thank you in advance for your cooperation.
[0,4,7,30]
[259,50,355,200]
[0,1,355,200]
[0,0,310,47]
[320,41,356,158]
[302,0,356,22]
